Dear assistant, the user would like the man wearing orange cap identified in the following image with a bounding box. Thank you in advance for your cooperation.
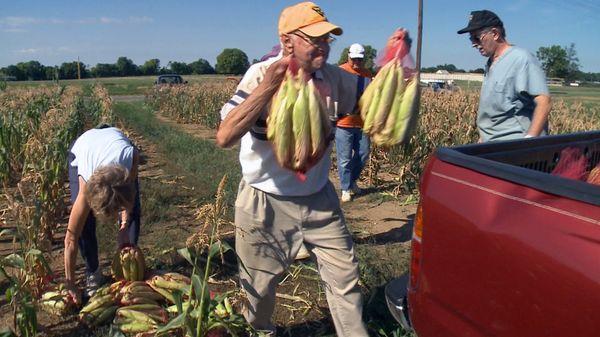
[216,2,369,336]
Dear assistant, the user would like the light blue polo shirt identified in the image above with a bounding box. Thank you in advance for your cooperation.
[478,46,549,142]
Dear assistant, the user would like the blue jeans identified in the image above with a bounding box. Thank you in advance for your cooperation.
[68,151,141,274]
[335,126,370,191]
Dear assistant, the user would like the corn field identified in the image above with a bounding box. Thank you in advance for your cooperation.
[1,85,113,250]
[146,83,600,195]
[146,81,237,129]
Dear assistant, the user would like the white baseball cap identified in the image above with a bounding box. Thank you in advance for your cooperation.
[348,43,365,59]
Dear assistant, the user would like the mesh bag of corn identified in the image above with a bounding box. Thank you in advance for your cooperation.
[267,60,332,173]
[360,28,419,146]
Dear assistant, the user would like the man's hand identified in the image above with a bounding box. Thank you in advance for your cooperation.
[64,281,81,306]
[262,55,291,91]
[117,224,131,249]
[216,55,292,148]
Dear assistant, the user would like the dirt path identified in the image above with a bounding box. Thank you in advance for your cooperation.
[111,95,145,103]
[150,108,417,240]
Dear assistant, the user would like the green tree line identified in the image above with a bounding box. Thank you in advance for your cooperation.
[0,48,250,81]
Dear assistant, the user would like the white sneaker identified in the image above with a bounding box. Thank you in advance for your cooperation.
[85,269,106,298]
[341,190,352,202]
[295,244,310,260]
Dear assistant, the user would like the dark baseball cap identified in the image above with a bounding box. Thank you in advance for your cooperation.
[457,10,503,34]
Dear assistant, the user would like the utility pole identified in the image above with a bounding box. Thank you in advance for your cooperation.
[77,56,81,80]
[416,0,423,78]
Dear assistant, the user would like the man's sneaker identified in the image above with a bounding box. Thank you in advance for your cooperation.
[294,244,310,260]
[350,182,362,195]
[341,190,352,202]
[84,269,107,298]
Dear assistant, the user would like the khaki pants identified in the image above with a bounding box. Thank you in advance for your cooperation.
[235,179,368,337]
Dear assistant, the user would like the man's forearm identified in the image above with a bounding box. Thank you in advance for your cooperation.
[64,238,78,283]
[527,95,551,136]
[216,82,278,148]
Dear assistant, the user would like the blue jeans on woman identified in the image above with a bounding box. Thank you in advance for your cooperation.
[67,151,141,274]
[335,126,370,191]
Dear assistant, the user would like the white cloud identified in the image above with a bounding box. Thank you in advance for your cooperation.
[2,28,27,33]
[75,18,98,24]
[57,46,76,52]
[99,17,122,24]
[0,16,41,26]
[16,48,41,54]
[0,16,154,28]
[0,17,66,27]
[129,16,154,24]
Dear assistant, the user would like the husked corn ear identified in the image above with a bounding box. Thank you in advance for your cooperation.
[80,294,116,314]
[118,320,156,333]
[308,80,324,157]
[377,66,406,146]
[268,81,288,140]
[371,61,399,135]
[292,74,311,171]
[362,86,382,134]
[92,305,117,326]
[391,74,419,143]
[111,251,123,280]
[163,272,191,284]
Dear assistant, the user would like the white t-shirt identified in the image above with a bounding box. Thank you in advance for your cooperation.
[220,55,363,196]
[70,127,134,181]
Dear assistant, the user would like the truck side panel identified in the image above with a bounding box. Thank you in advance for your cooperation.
[409,157,600,337]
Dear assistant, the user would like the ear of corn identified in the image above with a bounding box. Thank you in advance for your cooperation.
[116,246,146,281]
[391,74,420,143]
[292,75,311,171]
[371,61,399,135]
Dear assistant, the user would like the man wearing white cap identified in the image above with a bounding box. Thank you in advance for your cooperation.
[337,43,372,202]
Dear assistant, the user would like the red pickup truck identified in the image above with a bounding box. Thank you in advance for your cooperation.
[386,131,600,337]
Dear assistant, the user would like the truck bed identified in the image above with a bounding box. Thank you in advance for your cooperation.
[436,131,600,205]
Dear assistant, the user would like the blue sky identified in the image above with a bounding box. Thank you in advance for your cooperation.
[1,0,599,72]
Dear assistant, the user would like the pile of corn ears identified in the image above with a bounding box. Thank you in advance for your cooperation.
[267,67,331,172]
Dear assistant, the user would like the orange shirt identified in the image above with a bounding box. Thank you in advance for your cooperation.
[337,62,372,128]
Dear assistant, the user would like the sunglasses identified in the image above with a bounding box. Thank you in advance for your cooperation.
[469,29,493,45]
[291,32,336,48]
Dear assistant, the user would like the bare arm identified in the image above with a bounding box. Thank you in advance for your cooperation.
[118,147,139,246]
[64,176,90,302]
[215,56,290,148]
[526,94,551,137]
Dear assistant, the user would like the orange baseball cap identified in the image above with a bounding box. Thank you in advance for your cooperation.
[278,2,343,37]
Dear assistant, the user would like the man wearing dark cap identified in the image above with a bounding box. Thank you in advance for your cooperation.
[458,10,551,142]
[216,2,371,336]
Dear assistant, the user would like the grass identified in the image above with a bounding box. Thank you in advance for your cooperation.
[115,101,241,204]
[6,75,241,96]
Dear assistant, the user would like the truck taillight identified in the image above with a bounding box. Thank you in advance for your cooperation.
[409,203,423,289]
